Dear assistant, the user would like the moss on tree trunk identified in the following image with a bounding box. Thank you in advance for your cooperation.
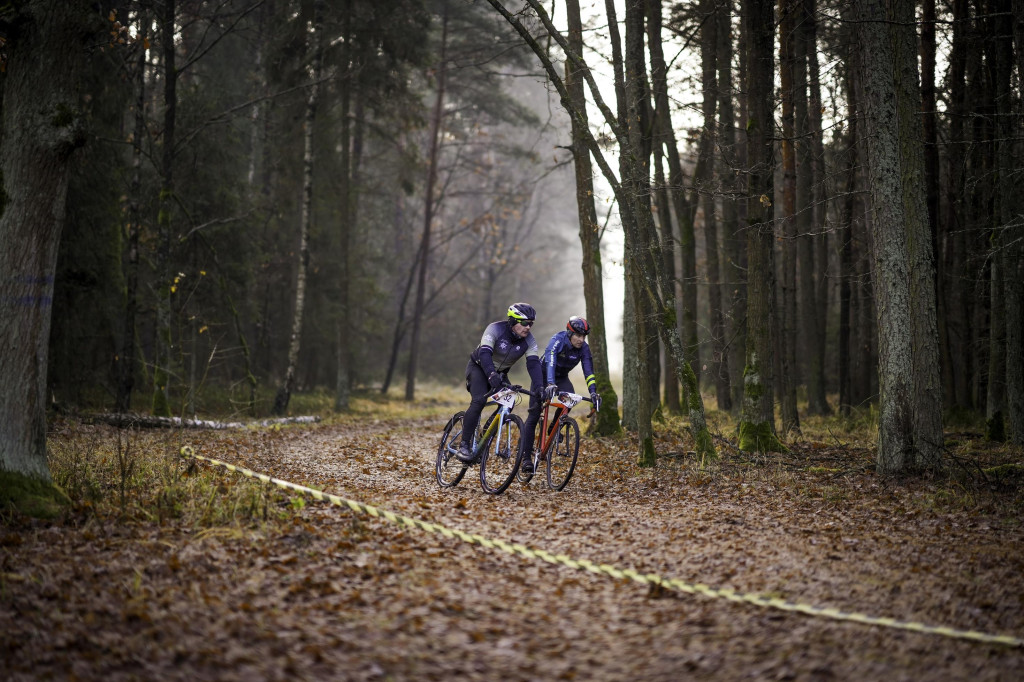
[0,471,70,520]
[738,420,787,452]
[637,435,656,467]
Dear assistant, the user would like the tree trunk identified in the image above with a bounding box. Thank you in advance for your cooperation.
[838,52,859,418]
[737,0,783,451]
[697,0,730,415]
[894,0,943,470]
[405,4,449,402]
[0,0,89,480]
[117,10,147,414]
[624,0,656,465]
[726,0,749,413]
[568,0,620,434]
[806,0,830,413]
[799,0,831,416]
[858,0,918,475]
[1007,0,1024,445]
[273,0,323,415]
[777,0,800,436]
[646,0,681,416]
[152,0,178,417]
[715,0,738,414]
[335,1,353,412]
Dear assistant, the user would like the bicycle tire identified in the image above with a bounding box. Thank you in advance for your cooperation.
[546,416,579,491]
[479,413,524,495]
[436,411,468,488]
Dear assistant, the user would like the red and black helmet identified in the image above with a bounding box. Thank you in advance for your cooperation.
[566,316,590,335]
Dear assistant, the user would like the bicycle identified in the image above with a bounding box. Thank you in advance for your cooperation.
[436,385,531,495]
[518,390,599,491]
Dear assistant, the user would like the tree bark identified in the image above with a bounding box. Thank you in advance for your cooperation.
[568,0,620,434]
[838,50,859,418]
[152,0,178,417]
[1007,0,1024,444]
[273,0,323,415]
[798,0,830,416]
[697,0,730,415]
[737,0,783,452]
[777,0,800,436]
[858,0,926,475]
[117,9,148,414]
[726,0,749,413]
[715,0,738,414]
[0,0,89,479]
[646,0,681,416]
[335,0,353,412]
[893,0,943,469]
[624,0,656,465]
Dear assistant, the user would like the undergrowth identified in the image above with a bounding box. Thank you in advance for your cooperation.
[44,423,295,530]
[33,387,1024,528]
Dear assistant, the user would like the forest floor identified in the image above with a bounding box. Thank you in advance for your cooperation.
[2,389,1024,681]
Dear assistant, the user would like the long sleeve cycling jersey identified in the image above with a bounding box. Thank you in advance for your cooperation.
[470,320,543,386]
[543,330,596,393]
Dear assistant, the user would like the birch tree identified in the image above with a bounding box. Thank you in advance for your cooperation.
[273,0,324,415]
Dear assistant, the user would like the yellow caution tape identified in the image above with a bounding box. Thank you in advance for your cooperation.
[180,446,1023,648]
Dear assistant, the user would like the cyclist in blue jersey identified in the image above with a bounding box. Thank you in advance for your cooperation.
[456,302,544,463]
[520,316,601,473]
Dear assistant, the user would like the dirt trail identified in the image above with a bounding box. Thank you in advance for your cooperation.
[3,415,1023,680]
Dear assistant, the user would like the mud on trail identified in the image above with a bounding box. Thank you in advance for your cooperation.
[2,407,1024,680]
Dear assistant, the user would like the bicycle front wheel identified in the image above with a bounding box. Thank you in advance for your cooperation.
[436,411,468,488]
[480,413,524,495]
[546,416,579,491]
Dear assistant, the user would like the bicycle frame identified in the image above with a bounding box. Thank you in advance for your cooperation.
[469,386,521,460]
[534,391,593,459]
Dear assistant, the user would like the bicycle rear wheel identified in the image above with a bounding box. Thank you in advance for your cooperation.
[436,411,468,488]
[480,413,524,495]
[546,416,579,491]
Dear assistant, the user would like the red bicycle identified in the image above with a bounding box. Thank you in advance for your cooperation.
[518,391,598,491]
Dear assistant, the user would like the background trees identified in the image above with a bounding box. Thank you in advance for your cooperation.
[3,0,1024,479]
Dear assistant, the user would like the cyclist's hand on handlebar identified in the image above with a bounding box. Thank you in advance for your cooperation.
[590,391,601,410]
[543,384,558,401]
[488,372,504,390]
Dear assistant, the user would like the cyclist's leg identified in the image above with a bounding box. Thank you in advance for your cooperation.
[519,388,542,465]
[555,375,574,395]
[461,361,490,451]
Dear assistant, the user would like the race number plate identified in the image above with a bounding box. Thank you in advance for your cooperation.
[490,387,517,409]
[551,392,582,409]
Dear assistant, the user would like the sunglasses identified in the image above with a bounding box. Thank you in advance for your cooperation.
[517,319,535,327]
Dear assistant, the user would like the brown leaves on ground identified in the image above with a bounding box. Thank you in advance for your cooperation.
[2,410,1023,680]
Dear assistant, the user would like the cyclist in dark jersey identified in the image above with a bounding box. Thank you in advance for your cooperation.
[456,302,544,463]
[520,316,601,473]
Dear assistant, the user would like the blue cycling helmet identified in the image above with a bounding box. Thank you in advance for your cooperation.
[507,302,536,325]
[566,316,590,335]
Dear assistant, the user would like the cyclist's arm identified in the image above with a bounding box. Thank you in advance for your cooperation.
[477,346,497,377]
[581,342,597,394]
[526,355,543,389]
[475,323,500,377]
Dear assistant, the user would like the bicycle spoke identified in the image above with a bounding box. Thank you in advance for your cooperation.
[480,413,524,495]
[436,412,468,488]
[546,416,579,491]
